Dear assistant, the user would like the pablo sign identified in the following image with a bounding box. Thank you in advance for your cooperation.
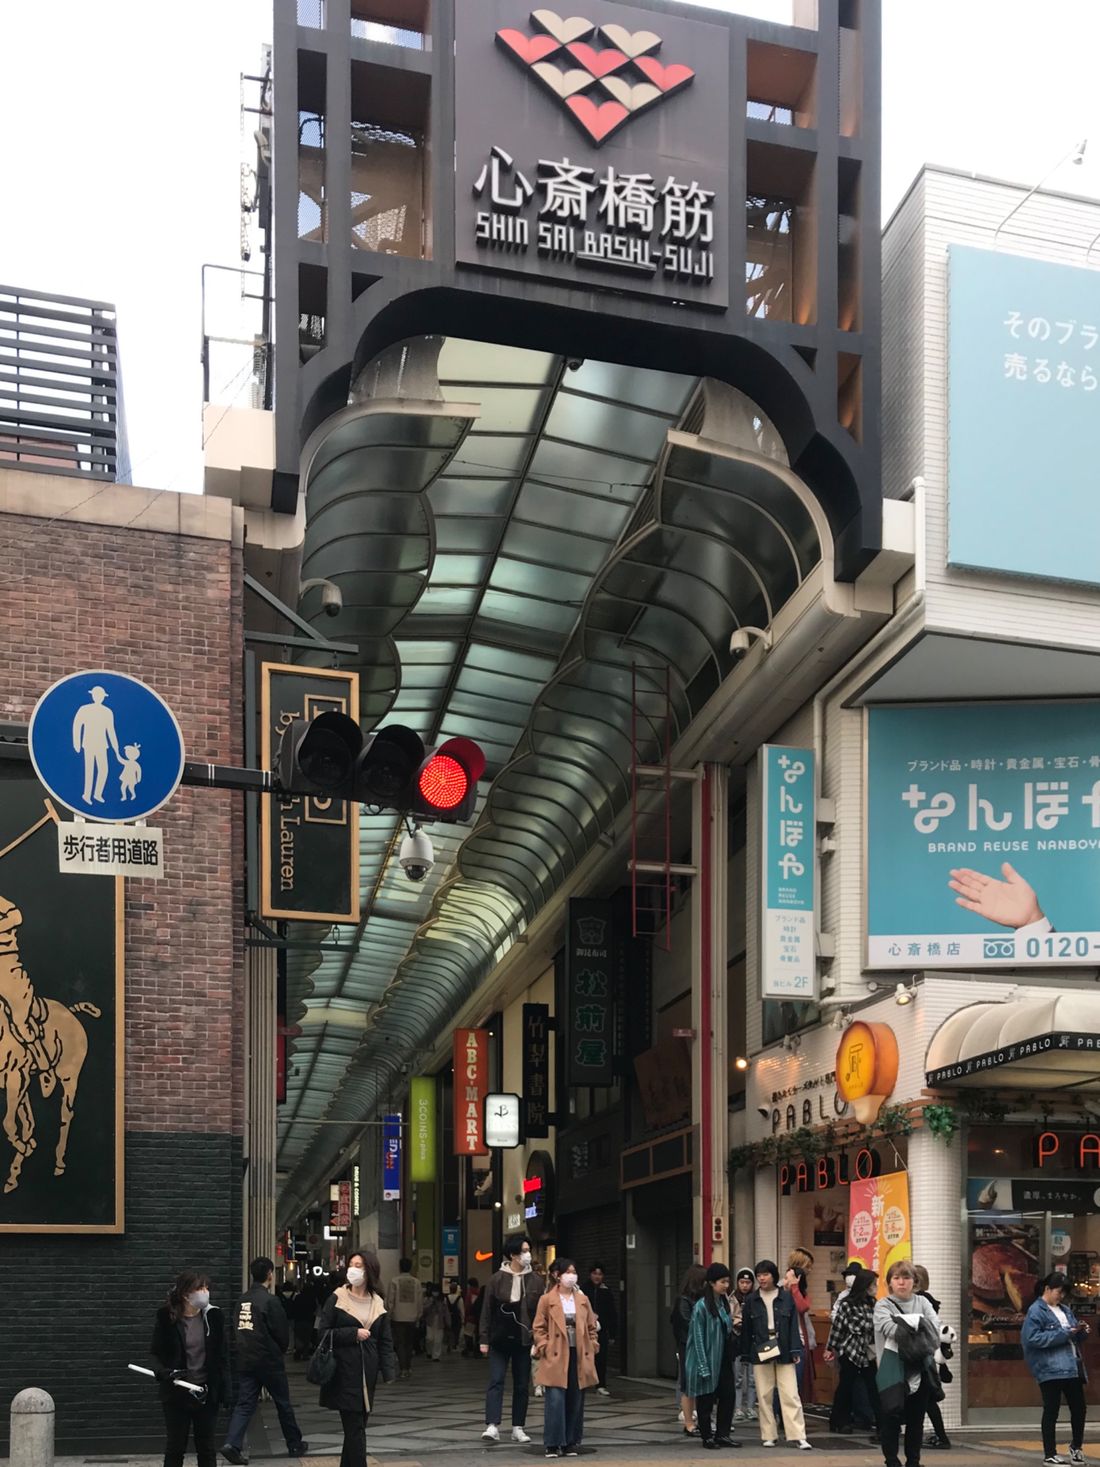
[455,1,730,308]
[780,1146,883,1196]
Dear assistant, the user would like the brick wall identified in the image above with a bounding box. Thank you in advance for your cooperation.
[0,481,245,1450]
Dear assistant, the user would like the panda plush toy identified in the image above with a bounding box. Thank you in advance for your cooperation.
[935,1322,957,1383]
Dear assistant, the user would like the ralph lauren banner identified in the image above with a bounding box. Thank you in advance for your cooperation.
[260,662,360,923]
[0,780,123,1233]
[453,1028,489,1156]
[566,898,616,1087]
[522,1003,550,1138]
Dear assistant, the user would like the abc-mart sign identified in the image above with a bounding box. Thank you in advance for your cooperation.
[455,3,731,310]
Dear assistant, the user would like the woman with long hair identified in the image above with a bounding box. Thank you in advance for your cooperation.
[825,1266,880,1437]
[672,1263,708,1435]
[150,1270,230,1467]
[532,1257,599,1459]
[317,1251,397,1467]
[1022,1270,1090,1467]
[786,1248,816,1405]
[684,1262,741,1449]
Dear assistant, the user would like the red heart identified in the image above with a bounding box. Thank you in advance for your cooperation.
[565,42,628,78]
[633,57,695,93]
[496,28,561,66]
[566,95,628,144]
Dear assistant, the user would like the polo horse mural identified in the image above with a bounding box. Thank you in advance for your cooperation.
[0,894,99,1195]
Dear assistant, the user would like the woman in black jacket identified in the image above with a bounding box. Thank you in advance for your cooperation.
[150,1270,230,1467]
[671,1263,708,1436]
[739,1260,811,1450]
[317,1251,397,1467]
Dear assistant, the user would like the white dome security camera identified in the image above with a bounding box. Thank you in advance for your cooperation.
[399,827,434,882]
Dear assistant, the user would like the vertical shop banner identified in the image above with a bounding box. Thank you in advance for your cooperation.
[847,1170,911,1294]
[948,245,1100,585]
[409,1077,437,1182]
[522,1003,551,1138]
[760,745,817,999]
[453,1028,489,1156]
[566,899,616,1087]
[332,1180,351,1232]
[867,702,1100,968]
[260,663,360,923]
[382,1113,402,1201]
[442,1224,460,1278]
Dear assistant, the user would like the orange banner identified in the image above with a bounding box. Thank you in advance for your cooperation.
[847,1169,911,1296]
[453,1028,489,1156]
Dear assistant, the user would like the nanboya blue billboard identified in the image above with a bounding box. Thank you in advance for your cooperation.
[948,244,1100,586]
[867,703,1100,968]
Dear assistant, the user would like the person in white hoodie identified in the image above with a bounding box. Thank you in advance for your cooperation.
[872,1261,942,1467]
[479,1236,544,1444]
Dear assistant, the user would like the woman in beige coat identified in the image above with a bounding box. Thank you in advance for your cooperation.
[532,1260,599,1459]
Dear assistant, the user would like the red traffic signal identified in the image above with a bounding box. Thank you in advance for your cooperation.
[410,736,485,823]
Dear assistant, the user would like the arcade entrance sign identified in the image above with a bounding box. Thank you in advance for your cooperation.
[456,2,730,309]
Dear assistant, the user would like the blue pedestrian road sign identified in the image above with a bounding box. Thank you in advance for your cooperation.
[29,670,186,823]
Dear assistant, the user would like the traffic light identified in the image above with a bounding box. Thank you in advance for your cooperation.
[409,736,486,824]
[277,715,484,823]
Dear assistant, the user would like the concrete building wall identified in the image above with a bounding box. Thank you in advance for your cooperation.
[0,472,245,1452]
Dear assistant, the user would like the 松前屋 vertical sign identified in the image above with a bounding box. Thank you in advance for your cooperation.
[760,745,816,999]
[566,898,616,1086]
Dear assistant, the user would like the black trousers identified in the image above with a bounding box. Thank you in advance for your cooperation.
[880,1378,930,1467]
[338,1408,369,1467]
[595,1339,609,1388]
[1040,1377,1086,1457]
[697,1353,736,1443]
[162,1394,218,1467]
[831,1357,880,1431]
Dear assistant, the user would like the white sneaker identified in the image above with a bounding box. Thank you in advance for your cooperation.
[596,1387,610,1396]
[482,1425,500,1442]
[677,1411,685,1424]
[1070,1452,1086,1466]
[733,1410,745,1422]
[512,1428,531,1444]
[797,1442,814,1452]
[1044,1456,1070,1465]
[534,1385,544,1398]
[762,1441,777,1449]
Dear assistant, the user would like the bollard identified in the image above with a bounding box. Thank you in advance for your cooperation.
[10,1388,54,1467]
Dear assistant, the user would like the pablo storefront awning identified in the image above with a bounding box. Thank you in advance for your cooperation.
[925,993,1100,1091]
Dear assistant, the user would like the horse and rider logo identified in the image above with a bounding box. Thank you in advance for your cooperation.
[0,891,99,1196]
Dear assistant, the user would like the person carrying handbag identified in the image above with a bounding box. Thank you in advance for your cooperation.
[873,1261,942,1467]
[315,1252,396,1467]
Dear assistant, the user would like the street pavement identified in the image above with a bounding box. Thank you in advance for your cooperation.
[48,1353,1097,1467]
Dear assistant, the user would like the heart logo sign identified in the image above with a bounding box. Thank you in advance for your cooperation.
[496,10,696,146]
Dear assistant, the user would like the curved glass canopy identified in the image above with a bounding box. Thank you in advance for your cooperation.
[276,340,822,1218]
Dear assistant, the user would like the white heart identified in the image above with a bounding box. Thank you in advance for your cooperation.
[532,9,595,45]
[601,76,660,111]
[533,62,593,98]
[599,23,661,58]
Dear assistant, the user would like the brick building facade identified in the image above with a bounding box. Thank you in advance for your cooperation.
[0,470,245,1452]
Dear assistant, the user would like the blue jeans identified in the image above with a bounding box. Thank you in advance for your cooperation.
[735,1357,757,1413]
[485,1343,531,1427]
[543,1348,585,1449]
[225,1367,305,1451]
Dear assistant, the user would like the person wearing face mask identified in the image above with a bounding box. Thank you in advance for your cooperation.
[151,1271,231,1467]
[480,1236,544,1444]
[533,1258,600,1459]
[317,1252,396,1467]
[873,1261,942,1467]
[832,1262,863,1320]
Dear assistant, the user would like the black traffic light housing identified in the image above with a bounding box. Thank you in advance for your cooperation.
[277,714,485,824]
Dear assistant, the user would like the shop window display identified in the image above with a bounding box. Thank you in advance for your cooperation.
[967,1126,1100,1420]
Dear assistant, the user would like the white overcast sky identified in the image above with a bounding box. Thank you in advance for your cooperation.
[2,0,1098,494]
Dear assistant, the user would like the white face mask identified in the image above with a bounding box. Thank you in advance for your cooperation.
[188,1290,210,1310]
[346,1266,365,1287]
[560,1273,578,1290]
[519,1251,532,1268]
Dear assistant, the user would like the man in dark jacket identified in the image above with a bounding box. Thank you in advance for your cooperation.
[478,1236,544,1443]
[221,1258,308,1465]
[583,1263,619,1395]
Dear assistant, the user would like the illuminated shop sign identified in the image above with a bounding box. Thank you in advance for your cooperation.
[780,1145,882,1196]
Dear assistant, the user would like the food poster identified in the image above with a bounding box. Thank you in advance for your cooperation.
[969,1211,1041,1329]
[847,1171,912,1296]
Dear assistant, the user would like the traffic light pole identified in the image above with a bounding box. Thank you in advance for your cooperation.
[0,732,278,796]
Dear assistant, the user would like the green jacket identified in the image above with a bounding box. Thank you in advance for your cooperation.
[684,1294,735,1397]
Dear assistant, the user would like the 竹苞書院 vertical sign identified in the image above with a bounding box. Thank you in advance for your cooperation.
[760,745,816,1000]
